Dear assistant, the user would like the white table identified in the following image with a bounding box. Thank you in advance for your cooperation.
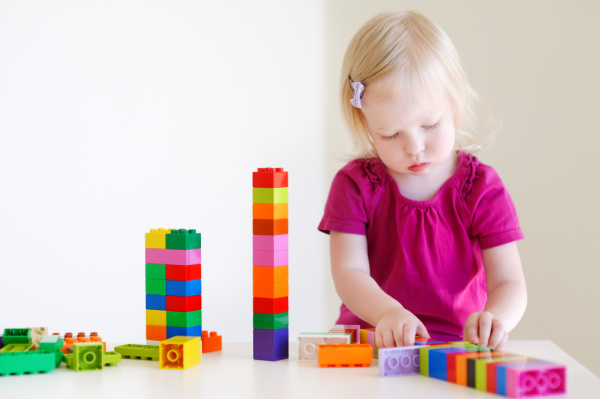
[0,341,598,398]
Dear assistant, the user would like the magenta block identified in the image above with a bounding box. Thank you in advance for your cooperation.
[253,250,288,267]
[253,234,288,251]
[506,363,566,397]
[145,248,201,266]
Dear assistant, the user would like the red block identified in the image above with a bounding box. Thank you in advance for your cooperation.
[166,264,201,281]
[166,295,202,312]
[253,297,288,314]
[253,167,288,188]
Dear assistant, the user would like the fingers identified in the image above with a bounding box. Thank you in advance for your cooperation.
[463,313,480,345]
[403,323,417,346]
[487,319,507,349]
[416,322,431,340]
[477,313,493,347]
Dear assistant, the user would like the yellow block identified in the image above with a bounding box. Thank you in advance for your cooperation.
[145,228,175,249]
[146,310,167,326]
[159,336,201,369]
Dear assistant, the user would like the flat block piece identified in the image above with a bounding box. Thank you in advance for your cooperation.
[505,362,566,397]
[253,266,288,283]
[253,250,288,267]
[475,356,527,392]
[253,281,288,298]
[253,203,288,220]
[166,264,201,281]
[0,343,34,353]
[318,344,373,368]
[146,294,167,311]
[146,325,167,341]
[145,228,174,249]
[253,297,289,314]
[201,331,222,353]
[252,187,288,204]
[2,328,31,345]
[114,344,159,361]
[64,343,104,371]
[0,351,56,376]
[166,279,202,296]
[159,336,201,369]
[253,328,289,361]
[145,248,201,266]
[379,346,421,376]
[146,278,167,295]
[329,325,360,344]
[253,219,288,235]
[166,229,201,250]
[167,326,202,339]
[167,310,202,328]
[146,309,167,326]
[298,333,352,363]
[253,167,288,188]
[166,295,202,312]
[253,312,289,329]
[146,263,166,279]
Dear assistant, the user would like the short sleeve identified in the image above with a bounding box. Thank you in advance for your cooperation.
[465,166,524,249]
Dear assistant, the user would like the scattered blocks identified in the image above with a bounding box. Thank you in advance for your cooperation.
[201,331,222,353]
[298,333,352,363]
[318,344,372,368]
[114,344,159,361]
[159,336,201,369]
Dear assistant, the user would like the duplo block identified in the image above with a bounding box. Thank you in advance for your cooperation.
[166,264,201,281]
[419,343,464,377]
[145,228,174,249]
[253,167,288,188]
[505,362,566,397]
[0,343,34,353]
[487,358,536,394]
[253,297,289,314]
[253,203,288,220]
[318,344,373,368]
[146,278,167,295]
[159,336,201,369]
[166,294,202,312]
[0,351,56,376]
[253,234,288,251]
[167,326,202,339]
[253,266,288,283]
[29,327,48,348]
[39,335,64,367]
[252,187,288,204]
[145,248,202,265]
[253,281,288,298]
[329,324,360,344]
[253,219,288,235]
[63,343,104,371]
[474,355,527,392]
[201,331,222,353]
[2,328,31,345]
[166,229,201,250]
[146,294,167,310]
[379,346,421,376]
[429,344,478,381]
[253,328,288,361]
[146,263,166,279]
[166,279,202,296]
[467,351,511,388]
[167,310,202,328]
[495,360,552,396]
[146,325,167,341]
[298,333,352,363]
[114,344,159,361]
[146,309,167,326]
[446,345,483,383]
[253,312,289,329]
[253,250,288,267]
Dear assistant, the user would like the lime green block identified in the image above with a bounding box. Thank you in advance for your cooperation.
[145,264,166,279]
[419,343,480,376]
[253,312,289,330]
[146,279,166,295]
[167,310,203,328]
[253,187,288,204]
[0,344,34,353]
[475,356,527,391]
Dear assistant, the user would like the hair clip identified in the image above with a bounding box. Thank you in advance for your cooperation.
[349,76,364,109]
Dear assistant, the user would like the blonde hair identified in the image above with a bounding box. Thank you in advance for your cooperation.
[340,11,496,158]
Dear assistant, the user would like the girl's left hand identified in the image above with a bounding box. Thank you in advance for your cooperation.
[463,311,508,349]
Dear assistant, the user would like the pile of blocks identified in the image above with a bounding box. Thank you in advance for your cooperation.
[252,167,289,361]
[145,229,202,343]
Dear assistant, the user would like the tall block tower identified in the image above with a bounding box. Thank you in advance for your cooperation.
[252,167,289,361]
[145,228,202,342]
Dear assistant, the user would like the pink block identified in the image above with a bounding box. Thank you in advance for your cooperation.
[253,250,288,267]
[506,363,566,397]
[367,330,376,358]
[145,248,201,266]
[253,234,288,251]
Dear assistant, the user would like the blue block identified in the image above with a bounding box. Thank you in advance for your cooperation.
[146,294,167,310]
[429,347,471,380]
[166,325,202,339]
[253,328,288,361]
[166,279,202,296]
[414,340,446,346]
[496,360,549,395]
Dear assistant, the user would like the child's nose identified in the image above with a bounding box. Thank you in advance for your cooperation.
[403,134,425,155]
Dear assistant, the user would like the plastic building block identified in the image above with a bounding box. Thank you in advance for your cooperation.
[360,328,379,359]
[297,333,352,363]
[253,312,289,330]
[39,335,64,367]
[0,336,3,350]
[114,344,159,361]
[495,360,554,396]
[379,346,421,376]
[253,297,288,314]
[253,266,288,283]
[201,331,222,353]
[146,294,167,311]
[329,325,360,344]
[505,362,566,397]
[253,281,288,298]
[318,344,373,368]
[166,229,201,250]
[466,350,511,388]
[166,279,202,296]
[253,234,288,251]
[159,336,201,369]
[0,351,56,376]
[253,219,288,235]
[146,340,161,346]
[0,343,34,353]
[486,358,536,394]
[145,248,202,266]
[167,326,202,339]
[146,278,167,295]
[252,187,288,204]
[145,228,175,249]
[146,263,166,279]
[419,343,467,377]
[2,328,32,345]
[166,294,202,312]
[253,203,288,220]
[253,328,288,361]
[29,327,48,348]
[167,310,202,328]
[146,309,167,326]
[63,343,105,371]
[102,351,122,367]
[429,344,478,381]
[253,167,288,188]
[474,355,527,392]
[166,264,201,281]
[253,250,288,267]
[146,325,167,341]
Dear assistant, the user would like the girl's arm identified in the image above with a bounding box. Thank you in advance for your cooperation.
[463,241,527,349]
[330,231,430,347]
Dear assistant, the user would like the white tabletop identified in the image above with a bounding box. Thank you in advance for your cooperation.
[1,340,598,398]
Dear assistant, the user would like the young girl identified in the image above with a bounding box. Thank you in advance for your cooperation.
[318,11,527,350]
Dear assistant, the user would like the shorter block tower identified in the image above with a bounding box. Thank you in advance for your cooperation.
[145,229,202,342]
[252,167,289,361]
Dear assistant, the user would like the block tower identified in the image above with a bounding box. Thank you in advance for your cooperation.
[145,229,202,343]
[252,168,289,361]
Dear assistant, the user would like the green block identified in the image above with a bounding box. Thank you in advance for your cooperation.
[114,344,159,361]
[0,351,56,376]
[419,343,480,376]
[39,335,64,367]
[253,312,289,329]
[167,310,203,328]
[103,351,122,367]
[146,278,166,295]
[0,343,34,353]
[63,343,104,371]
[145,263,166,279]
[166,229,201,250]
[2,328,32,345]
[474,355,527,391]
[252,187,288,204]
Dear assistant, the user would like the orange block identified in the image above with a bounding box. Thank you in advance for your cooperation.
[253,203,288,219]
[253,266,288,283]
[253,281,288,298]
[455,351,509,386]
[201,331,222,353]
[146,325,167,341]
[253,219,288,235]
[318,344,373,368]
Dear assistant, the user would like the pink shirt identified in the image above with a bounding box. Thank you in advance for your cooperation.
[318,151,524,340]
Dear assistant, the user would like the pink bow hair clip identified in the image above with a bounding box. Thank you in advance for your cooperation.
[349,77,364,109]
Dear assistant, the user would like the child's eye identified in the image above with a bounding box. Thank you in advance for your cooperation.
[423,122,439,131]
[382,133,399,141]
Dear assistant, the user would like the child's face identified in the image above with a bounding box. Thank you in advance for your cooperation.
[361,81,456,179]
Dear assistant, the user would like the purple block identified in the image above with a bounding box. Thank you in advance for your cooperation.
[253,250,288,267]
[253,234,288,251]
[379,346,421,376]
[145,248,201,265]
[253,328,289,361]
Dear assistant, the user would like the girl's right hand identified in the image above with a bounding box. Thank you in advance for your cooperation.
[375,307,430,348]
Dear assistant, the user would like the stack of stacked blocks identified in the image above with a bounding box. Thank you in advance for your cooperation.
[145,229,202,342]
[252,167,289,361]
